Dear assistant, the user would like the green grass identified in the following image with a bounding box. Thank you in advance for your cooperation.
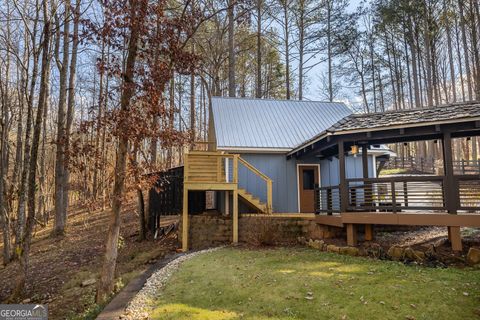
[150,247,480,320]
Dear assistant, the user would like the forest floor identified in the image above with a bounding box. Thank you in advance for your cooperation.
[0,202,179,320]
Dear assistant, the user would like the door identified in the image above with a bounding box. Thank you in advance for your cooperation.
[298,165,319,213]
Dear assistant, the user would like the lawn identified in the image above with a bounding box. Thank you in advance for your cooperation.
[150,247,480,320]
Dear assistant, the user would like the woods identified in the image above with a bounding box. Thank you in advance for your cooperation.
[0,0,479,303]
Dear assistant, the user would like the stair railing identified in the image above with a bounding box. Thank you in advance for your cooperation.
[237,156,273,213]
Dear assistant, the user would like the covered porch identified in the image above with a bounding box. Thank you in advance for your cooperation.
[289,103,480,250]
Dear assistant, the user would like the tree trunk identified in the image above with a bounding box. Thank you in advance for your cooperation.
[16,7,41,252]
[454,14,466,101]
[53,2,71,236]
[370,35,377,112]
[423,2,434,106]
[327,0,332,102]
[256,0,262,98]
[0,43,12,265]
[62,0,81,217]
[470,0,480,99]
[445,0,457,102]
[298,0,304,100]
[227,0,235,97]
[190,68,196,144]
[459,0,473,100]
[15,1,51,294]
[96,0,141,303]
[408,15,420,108]
[284,0,291,100]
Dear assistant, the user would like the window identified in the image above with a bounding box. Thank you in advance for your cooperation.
[302,169,315,190]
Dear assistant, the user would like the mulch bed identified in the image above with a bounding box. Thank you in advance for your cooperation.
[322,226,480,267]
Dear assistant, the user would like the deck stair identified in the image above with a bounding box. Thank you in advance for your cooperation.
[238,188,268,213]
[183,150,273,250]
[184,151,272,213]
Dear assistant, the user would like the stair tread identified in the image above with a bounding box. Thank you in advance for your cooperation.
[237,187,267,212]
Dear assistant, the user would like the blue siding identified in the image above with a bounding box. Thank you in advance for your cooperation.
[238,154,298,213]
[319,155,375,187]
[230,153,376,213]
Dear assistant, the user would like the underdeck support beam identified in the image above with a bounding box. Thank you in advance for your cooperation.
[346,224,357,246]
[182,187,189,252]
[233,188,238,243]
[364,224,374,241]
[448,226,462,251]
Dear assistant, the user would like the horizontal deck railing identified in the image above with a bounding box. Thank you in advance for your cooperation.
[346,176,446,213]
[315,185,341,215]
[457,175,480,211]
[315,174,480,214]
[184,151,236,184]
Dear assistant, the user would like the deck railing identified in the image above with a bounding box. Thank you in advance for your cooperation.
[457,175,480,211]
[346,176,446,212]
[315,175,480,214]
[184,151,236,184]
[315,185,341,214]
[184,151,272,213]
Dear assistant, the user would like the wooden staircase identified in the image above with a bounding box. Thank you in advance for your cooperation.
[184,151,273,213]
[182,150,273,251]
[238,188,268,213]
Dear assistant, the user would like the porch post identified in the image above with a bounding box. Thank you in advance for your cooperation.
[442,131,458,214]
[233,188,238,244]
[182,186,189,251]
[361,144,372,208]
[338,140,348,212]
[362,144,369,178]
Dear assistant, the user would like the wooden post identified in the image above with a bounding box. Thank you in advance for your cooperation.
[365,224,374,241]
[362,145,369,178]
[267,179,273,213]
[448,226,462,251]
[346,224,357,246]
[182,151,189,251]
[442,132,458,213]
[339,140,348,212]
[233,155,238,183]
[182,186,189,251]
[233,188,238,243]
[361,144,371,208]
[225,191,230,215]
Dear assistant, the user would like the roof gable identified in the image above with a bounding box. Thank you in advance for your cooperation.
[212,97,352,151]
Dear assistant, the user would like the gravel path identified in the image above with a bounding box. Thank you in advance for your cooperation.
[119,247,222,319]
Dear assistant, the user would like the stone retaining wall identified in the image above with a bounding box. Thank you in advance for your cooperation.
[178,214,344,249]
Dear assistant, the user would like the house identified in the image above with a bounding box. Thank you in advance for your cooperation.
[207,97,392,214]
[167,98,480,252]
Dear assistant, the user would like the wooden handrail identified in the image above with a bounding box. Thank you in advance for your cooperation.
[184,151,273,213]
[238,156,273,213]
[238,157,270,182]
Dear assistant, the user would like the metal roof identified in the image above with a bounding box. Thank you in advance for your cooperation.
[212,97,352,151]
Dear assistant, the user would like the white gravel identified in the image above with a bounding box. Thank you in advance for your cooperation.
[120,247,222,319]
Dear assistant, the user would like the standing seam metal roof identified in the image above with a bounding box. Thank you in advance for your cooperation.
[212,97,352,150]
